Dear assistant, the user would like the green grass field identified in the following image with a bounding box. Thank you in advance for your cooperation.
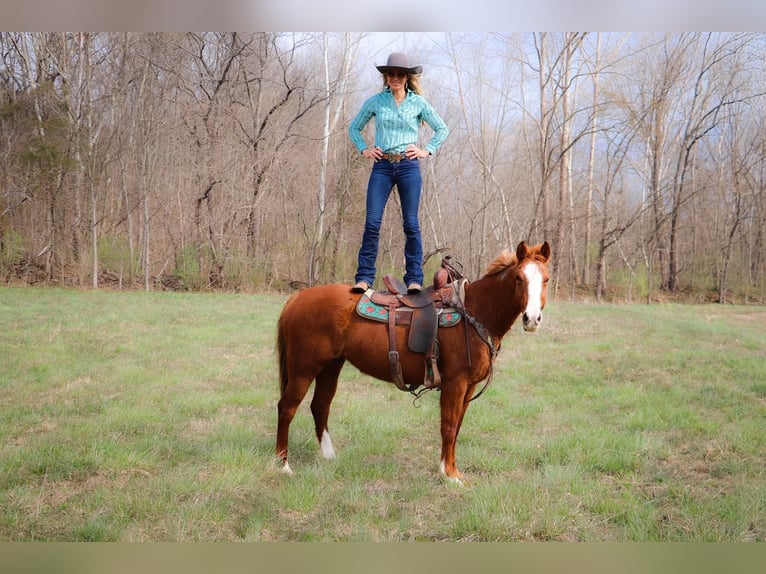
[0,287,764,541]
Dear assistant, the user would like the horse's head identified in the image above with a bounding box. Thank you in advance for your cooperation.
[514,241,551,332]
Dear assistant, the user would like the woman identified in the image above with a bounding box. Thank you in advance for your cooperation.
[348,52,449,294]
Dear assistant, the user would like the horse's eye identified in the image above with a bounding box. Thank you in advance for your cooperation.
[515,274,523,282]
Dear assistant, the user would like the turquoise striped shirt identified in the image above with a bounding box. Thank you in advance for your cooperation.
[348,88,449,155]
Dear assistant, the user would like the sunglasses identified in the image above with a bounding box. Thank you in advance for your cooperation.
[386,71,408,78]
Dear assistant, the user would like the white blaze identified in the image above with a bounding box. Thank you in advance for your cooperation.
[523,263,543,329]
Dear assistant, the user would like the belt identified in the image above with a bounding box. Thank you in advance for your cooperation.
[381,152,410,162]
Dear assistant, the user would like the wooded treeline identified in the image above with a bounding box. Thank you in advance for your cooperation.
[1,32,765,302]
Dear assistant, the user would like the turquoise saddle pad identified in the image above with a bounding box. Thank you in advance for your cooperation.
[356,293,461,328]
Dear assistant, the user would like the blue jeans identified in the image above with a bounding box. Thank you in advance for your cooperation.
[355,158,423,287]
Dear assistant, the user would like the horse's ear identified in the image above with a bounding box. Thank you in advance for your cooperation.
[515,241,528,261]
[540,241,551,261]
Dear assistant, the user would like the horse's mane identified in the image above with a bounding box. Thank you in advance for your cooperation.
[484,249,517,276]
[483,243,547,277]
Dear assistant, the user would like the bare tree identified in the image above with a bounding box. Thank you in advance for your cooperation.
[2,32,766,300]
[523,33,598,292]
[443,33,522,276]
[308,33,359,286]
[582,33,601,286]
[238,33,325,259]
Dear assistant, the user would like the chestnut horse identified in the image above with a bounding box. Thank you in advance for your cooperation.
[275,241,550,484]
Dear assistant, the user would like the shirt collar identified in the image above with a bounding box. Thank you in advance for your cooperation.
[384,87,414,98]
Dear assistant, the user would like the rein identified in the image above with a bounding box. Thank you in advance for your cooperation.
[461,309,499,402]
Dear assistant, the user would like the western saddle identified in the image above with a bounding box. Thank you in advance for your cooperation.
[356,259,467,393]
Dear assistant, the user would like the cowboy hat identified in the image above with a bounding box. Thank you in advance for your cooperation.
[376,52,423,75]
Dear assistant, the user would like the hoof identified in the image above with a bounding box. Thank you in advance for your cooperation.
[439,460,465,486]
[281,461,294,475]
[443,474,465,487]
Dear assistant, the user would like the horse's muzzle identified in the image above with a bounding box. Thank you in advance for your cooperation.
[522,311,542,332]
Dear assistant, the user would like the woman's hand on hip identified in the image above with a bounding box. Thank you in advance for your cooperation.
[363,147,382,161]
[405,146,429,160]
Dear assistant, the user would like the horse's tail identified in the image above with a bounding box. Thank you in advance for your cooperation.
[276,298,292,397]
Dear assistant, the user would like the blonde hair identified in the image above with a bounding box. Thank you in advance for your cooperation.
[382,72,423,95]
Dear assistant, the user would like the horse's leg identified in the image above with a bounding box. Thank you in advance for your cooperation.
[310,358,345,460]
[438,379,472,485]
[276,374,314,474]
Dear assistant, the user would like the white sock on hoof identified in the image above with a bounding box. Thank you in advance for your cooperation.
[320,430,336,460]
[439,459,464,486]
